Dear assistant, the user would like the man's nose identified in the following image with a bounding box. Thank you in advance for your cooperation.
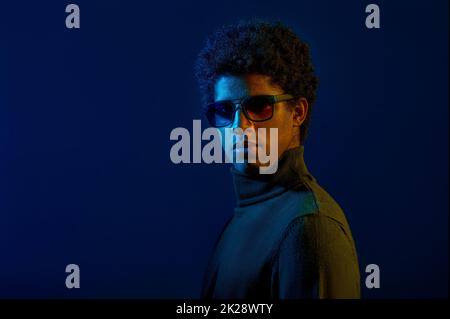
[231,107,252,130]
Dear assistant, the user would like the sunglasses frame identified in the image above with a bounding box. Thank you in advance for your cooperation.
[205,94,295,128]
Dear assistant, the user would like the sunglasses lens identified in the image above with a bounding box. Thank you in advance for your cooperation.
[206,101,235,127]
[243,96,273,121]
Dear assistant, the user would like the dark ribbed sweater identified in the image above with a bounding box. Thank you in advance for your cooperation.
[201,146,360,299]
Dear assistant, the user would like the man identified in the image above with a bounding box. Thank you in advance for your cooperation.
[195,20,360,299]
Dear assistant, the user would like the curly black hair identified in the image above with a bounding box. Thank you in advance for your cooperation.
[194,20,319,145]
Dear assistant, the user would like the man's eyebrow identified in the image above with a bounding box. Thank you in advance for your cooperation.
[219,97,246,101]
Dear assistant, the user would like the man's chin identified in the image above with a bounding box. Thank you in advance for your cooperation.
[233,161,262,175]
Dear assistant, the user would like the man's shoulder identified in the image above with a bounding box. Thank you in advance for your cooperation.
[289,177,352,234]
[278,180,358,262]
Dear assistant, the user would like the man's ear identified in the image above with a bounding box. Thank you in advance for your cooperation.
[292,97,308,127]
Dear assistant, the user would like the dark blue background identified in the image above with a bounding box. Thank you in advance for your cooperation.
[0,0,448,298]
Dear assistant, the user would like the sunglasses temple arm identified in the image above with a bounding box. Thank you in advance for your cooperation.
[274,94,295,103]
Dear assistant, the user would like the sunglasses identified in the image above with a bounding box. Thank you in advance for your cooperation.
[204,94,295,128]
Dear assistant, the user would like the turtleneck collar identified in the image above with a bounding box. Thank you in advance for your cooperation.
[231,146,314,207]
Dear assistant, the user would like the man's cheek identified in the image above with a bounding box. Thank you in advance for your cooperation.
[220,133,234,162]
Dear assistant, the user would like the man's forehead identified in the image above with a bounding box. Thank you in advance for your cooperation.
[213,74,282,101]
[214,76,249,101]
